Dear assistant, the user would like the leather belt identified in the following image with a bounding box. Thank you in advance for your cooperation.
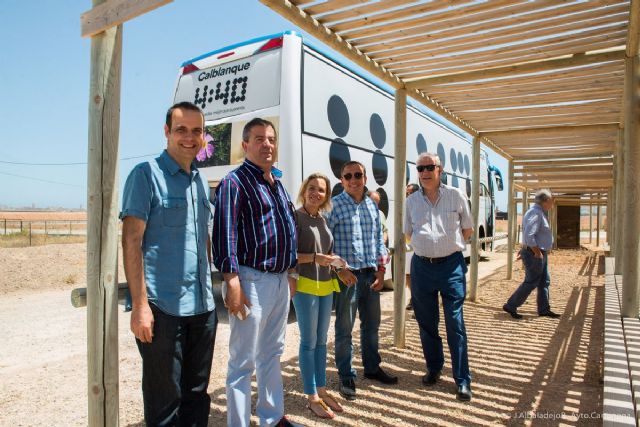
[417,252,457,264]
[523,247,545,254]
[350,267,376,274]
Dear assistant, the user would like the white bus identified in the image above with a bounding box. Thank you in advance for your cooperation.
[173,31,503,251]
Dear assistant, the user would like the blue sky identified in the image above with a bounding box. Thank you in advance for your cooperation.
[0,0,508,210]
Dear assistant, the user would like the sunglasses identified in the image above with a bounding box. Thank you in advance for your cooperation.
[417,164,437,173]
[342,172,364,180]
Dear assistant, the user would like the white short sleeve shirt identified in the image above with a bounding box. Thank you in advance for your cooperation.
[404,184,473,258]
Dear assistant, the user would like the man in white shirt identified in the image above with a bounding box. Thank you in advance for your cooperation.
[404,152,473,401]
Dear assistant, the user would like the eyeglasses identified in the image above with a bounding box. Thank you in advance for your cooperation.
[417,164,437,173]
[342,172,364,180]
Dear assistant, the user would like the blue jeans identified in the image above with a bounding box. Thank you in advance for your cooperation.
[136,303,218,427]
[505,249,551,314]
[334,269,381,379]
[410,252,471,387]
[226,266,290,427]
[293,292,333,395]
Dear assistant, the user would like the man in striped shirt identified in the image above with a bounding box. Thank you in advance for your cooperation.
[328,161,397,402]
[212,118,298,427]
[404,152,473,402]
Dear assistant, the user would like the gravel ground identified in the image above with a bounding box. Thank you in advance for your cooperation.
[0,243,604,426]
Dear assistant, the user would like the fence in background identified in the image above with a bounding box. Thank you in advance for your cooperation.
[0,219,104,247]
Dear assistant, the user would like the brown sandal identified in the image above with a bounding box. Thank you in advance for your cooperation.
[307,398,335,419]
[318,392,344,413]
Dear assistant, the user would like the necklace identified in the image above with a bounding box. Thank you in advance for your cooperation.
[303,205,319,218]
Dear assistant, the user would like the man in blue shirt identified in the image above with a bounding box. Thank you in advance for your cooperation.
[328,161,397,402]
[120,102,217,426]
[212,118,298,427]
[503,189,561,320]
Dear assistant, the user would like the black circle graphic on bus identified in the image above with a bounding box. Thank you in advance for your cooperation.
[372,150,388,185]
[416,134,427,154]
[458,152,464,174]
[332,183,344,198]
[466,179,471,197]
[329,139,351,179]
[370,114,386,149]
[450,148,458,172]
[437,143,446,169]
[452,175,459,189]
[464,155,470,176]
[377,187,389,218]
[327,95,350,138]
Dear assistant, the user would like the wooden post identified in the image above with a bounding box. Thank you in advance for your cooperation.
[596,196,601,248]
[606,188,612,249]
[615,127,624,273]
[469,136,480,301]
[552,203,558,250]
[621,54,640,317]
[589,194,593,244]
[393,88,407,348]
[506,160,514,279]
[86,1,122,424]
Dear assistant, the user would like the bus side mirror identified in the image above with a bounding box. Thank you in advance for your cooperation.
[494,173,504,191]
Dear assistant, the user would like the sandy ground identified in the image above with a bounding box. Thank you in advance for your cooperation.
[0,243,604,426]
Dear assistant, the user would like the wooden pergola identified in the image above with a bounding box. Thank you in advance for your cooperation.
[82,0,639,425]
[258,0,639,342]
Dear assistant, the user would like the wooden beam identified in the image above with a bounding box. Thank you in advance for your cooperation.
[482,123,619,138]
[615,128,624,273]
[364,8,628,57]
[81,0,172,38]
[627,0,640,56]
[515,165,613,174]
[406,50,625,90]
[330,0,483,34]
[354,1,622,47]
[377,25,626,65]
[513,158,614,168]
[260,0,488,148]
[393,88,407,348]
[506,160,514,280]
[340,0,516,42]
[621,54,640,316]
[86,0,122,424]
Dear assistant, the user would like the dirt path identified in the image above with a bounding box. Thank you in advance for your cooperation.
[0,244,603,426]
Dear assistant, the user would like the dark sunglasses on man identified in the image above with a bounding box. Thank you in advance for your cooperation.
[343,172,364,180]
[416,164,437,173]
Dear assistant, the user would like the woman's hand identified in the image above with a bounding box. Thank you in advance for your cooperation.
[315,253,341,267]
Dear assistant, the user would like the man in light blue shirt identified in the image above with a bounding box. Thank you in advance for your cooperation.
[328,160,396,402]
[120,102,217,426]
[503,189,561,320]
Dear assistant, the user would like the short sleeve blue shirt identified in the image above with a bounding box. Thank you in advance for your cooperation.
[120,150,215,316]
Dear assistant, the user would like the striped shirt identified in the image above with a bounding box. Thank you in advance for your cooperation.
[328,191,388,270]
[404,184,473,258]
[522,204,553,251]
[212,159,297,274]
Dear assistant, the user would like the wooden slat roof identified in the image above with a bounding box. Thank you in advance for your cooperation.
[261,0,640,198]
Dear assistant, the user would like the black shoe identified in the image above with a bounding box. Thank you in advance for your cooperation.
[364,367,398,384]
[503,304,522,319]
[456,384,472,401]
[275,415,303,427]
[539,310,561,318]
[338,378,356,400]
[421,370,441,386]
